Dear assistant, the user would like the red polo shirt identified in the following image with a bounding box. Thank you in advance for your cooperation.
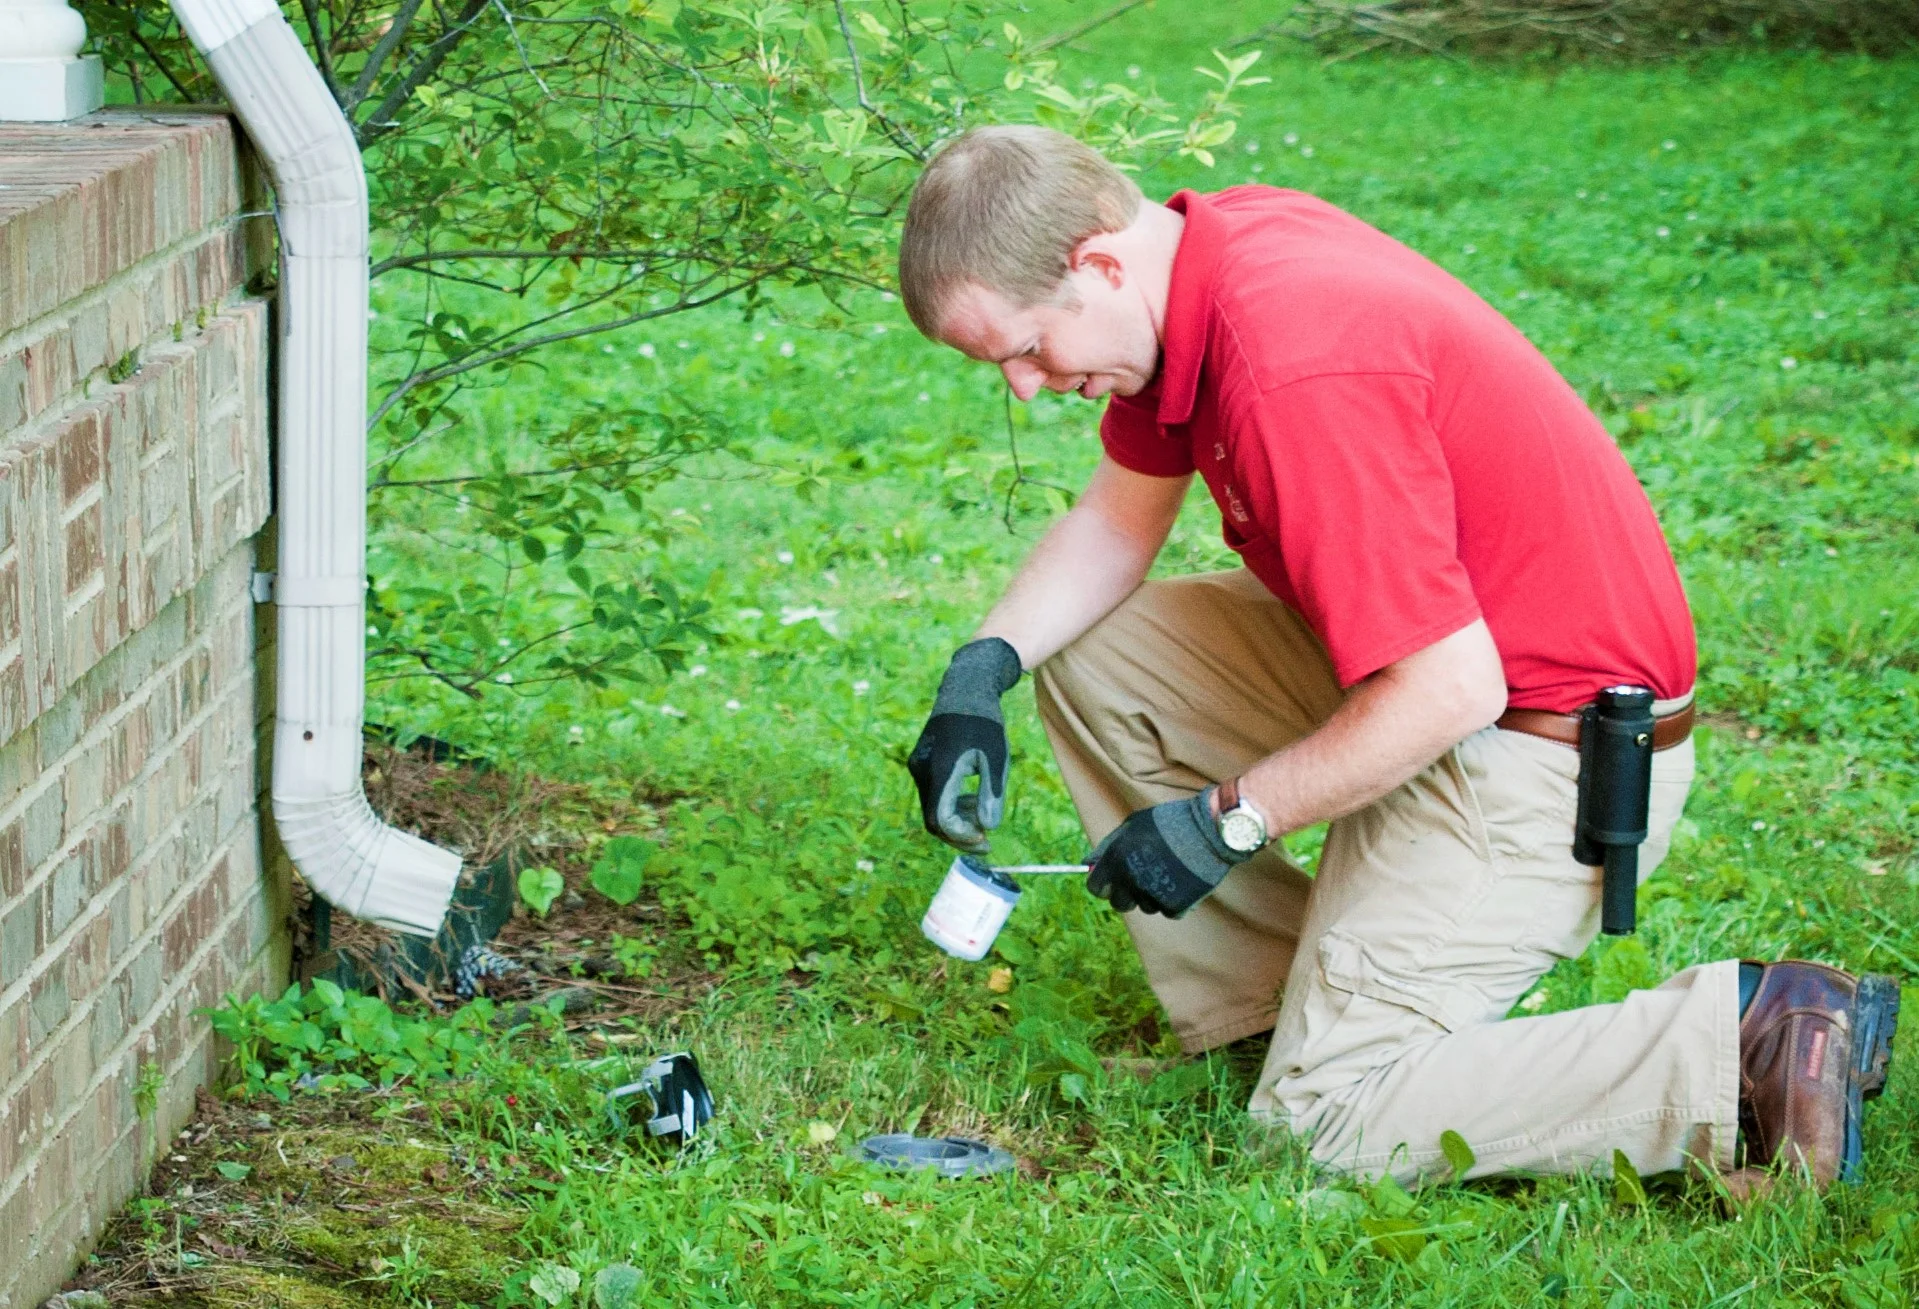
[1101,188,1695,711]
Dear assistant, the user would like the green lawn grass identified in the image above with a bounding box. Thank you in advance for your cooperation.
[85,4,1919,1305]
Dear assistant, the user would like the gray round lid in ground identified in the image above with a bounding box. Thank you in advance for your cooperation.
[858,1134,1015,1178]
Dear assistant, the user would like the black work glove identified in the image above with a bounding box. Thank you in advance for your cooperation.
[906,637,1024,851]
[1087,787,1241,917]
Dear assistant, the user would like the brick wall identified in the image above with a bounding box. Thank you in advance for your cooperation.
[0,112,286,1309]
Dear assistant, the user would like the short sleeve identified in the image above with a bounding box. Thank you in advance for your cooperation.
[1247,373,1483,686]
[1099,389,1195,478]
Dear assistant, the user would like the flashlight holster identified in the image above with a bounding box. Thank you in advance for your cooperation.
[1572,686,1657,936]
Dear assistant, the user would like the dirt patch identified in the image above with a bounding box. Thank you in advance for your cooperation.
[68,1090,520,1306]
[1697,710,1766,744]
[361,739,623,869]
[290,739,717,1027]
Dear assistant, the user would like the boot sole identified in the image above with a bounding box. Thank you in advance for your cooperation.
[1841,973,1901,1183]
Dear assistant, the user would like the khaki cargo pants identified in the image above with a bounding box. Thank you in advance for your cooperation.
[1034,569,1739,1183]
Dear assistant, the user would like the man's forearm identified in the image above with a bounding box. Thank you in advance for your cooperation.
[974,460,1190,669]
[1232,619,1509,836]
[975,508,1154,668]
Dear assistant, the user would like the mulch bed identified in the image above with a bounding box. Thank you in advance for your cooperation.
[287,738,717,1028]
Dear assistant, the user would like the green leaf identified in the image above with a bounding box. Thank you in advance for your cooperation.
[594,1264,645,1309]
[1057,1072,1089,1105]
[1360,1214,1427,1261]
[1612,1150,1648,1207]
[1439,1129,1476,1180]
[1593,936,1661,1004]
[1144,1061,1212,1105]
[1367,1172,1419,1219]
[518,866,566,917]
[529,1262,582,1306]
[801,21,831,63]
[590,837,655,906]
[215,1161,253,1181]
[1216,48,1264,79]
[521,534,548,563]
[1190,119,1238,149]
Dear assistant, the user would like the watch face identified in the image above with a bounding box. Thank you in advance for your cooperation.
[1221,809,1265,853]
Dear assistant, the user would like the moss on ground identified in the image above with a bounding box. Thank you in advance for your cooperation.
[70,1094,516,1306]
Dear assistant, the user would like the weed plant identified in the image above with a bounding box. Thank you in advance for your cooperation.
[105,3,1919,1305]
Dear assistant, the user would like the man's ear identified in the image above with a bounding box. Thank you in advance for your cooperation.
[1067,240,1127,290]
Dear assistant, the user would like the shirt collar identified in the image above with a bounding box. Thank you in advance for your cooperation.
[1154,189,1224,428]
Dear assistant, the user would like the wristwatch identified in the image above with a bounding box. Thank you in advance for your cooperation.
[1215,776,1269,855]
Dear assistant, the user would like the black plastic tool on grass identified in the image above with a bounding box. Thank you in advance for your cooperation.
[608,1052,714,1146]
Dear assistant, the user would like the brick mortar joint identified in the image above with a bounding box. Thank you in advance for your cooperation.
[0,199,259,349]
[0,738,266,1112]
[0,553,255,822]
[0,930,279,1303]
[0,507,261,752]
[0,690,262,1050]
[0,284,269,455]
[0,555,259,919]
[0,822,275,1213]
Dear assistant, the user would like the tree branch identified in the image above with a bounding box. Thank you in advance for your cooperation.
[372,647,487,698]
[1032,0,1153,54]
[128,25,198,101]
[370,247,656,277]
[297,0,346,106]
[345,0,427,112]
[490,0,553,99]
[831,0,927,161]
[373,453,673,490]
[366,269,786,431]
[354,0,491,144]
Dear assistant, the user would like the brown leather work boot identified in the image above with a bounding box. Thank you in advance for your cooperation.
[1736,960,1899,1190]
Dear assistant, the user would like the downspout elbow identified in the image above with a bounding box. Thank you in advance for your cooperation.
[175,0,460,936]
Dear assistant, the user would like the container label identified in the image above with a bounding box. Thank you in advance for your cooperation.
[921,862,1017,962]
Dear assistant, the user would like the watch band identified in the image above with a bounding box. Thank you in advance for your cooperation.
[1216,776,1269,854]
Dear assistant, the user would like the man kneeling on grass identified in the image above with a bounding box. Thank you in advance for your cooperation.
[897,125,1897,1193]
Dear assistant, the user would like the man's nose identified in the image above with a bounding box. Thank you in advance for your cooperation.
[999,360,1043,402]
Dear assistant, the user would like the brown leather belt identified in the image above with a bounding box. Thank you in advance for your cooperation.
[1496,701,1694,752]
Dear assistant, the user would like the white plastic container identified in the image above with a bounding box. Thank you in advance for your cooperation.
[921,856,1021,962]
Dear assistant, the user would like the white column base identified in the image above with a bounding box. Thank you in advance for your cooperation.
[0,56,104,122]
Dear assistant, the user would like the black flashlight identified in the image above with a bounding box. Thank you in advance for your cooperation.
[1573,685,1657,936]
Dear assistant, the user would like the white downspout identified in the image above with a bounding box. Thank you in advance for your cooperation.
[174,0,461,936]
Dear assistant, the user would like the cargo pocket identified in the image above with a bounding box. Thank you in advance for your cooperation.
[1317,929,1496,1035]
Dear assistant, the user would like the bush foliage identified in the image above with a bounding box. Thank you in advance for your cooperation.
[80,0,1256,709]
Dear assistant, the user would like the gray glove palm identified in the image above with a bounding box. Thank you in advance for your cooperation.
[906,638,1023,850]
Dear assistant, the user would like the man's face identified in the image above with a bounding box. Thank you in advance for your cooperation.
[934,260,1161,403]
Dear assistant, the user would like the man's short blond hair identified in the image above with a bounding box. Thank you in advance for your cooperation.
[897,125,1143,338]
